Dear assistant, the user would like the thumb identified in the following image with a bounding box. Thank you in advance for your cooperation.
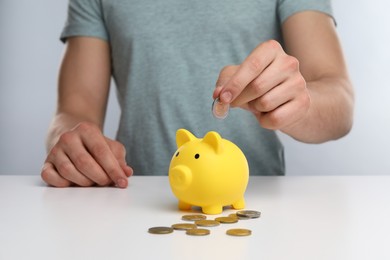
[213,65,239,100]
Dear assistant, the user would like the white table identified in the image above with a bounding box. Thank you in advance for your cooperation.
[0,176,389,260]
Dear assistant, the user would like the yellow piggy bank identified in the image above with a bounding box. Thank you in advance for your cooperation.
[169,129,249,215]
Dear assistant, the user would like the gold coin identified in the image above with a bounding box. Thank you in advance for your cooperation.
[171,223,198,230]
[229,213,250,220]
[228,213,239,219]
[226,228,252,236]
[236,210,261,219]
[195,219,220,227]
[186,228,210,236]
[148,226,174,234]
[181,214,207,221]
[215,217,238,224]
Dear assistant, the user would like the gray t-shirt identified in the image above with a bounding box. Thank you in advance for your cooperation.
[61,0,333,175]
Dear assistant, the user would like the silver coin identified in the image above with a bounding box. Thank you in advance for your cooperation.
[212,97,229,119]
[236,210,261,219]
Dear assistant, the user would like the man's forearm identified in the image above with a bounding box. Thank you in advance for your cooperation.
[280,77,354,143]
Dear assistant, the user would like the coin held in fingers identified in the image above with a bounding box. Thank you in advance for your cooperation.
[212,97,230,119]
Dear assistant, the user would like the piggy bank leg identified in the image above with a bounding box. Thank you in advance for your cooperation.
[178,201,192,210]
[202,205,223,215]
[232,197,245,210]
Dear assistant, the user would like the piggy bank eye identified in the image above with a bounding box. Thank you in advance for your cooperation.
[194,153,200,159]
[175,152,179,157]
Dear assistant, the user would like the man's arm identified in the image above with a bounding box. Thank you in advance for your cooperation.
[280,11,354,143]
[42,37,132,188]
[214,11,354,143]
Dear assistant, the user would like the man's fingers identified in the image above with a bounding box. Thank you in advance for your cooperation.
[56,127,112,186]
[120,163,133,178]
[61,133,112,186]
[45,147,95,187]
[105,137,134,177]
[78,123,128,188]
[219,40,282,104]
[256,98,307,130]
[67,149,112,186]
[213,65,238,99]
[231,60,287,107]
[247,81,293,113]
[41,162,72,187]
[253,86,310,130]
[41,122,132,188]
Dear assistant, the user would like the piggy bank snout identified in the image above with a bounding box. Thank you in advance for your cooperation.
[169,165,192,191]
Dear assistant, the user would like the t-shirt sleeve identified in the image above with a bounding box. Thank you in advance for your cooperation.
[278,0,334,24]
[60,0,108,43]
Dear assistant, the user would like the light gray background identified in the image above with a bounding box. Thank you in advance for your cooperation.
[1,1,389,175]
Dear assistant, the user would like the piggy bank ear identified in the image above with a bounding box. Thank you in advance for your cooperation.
[176,129,196,148]
[203,131,223,154]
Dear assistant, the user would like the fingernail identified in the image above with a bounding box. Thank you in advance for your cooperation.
[220,91,232,103]
[117,178,128,188]
[215,85,223,92]
[213,87,221,98]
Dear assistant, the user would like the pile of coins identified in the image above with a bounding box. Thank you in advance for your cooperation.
[148,210,260,237]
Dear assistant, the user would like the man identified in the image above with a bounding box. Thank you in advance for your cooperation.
[41,0,354,188]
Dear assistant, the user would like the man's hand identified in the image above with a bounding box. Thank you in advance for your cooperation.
[214,12,354,143]
[213,39,310,130]
[41,37,134,188]
[41,122,133,188]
